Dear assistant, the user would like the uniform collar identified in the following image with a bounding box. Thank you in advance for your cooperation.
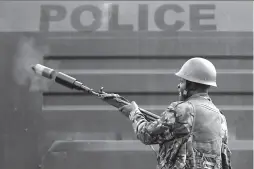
[186,93,211,101]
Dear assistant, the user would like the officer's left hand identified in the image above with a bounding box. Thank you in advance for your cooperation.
[119,101,139,118]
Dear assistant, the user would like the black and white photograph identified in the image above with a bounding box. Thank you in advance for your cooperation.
[0,0,253,169]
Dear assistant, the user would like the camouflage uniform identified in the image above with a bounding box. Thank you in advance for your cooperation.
[220,113,231,169]
[129,93,228,169]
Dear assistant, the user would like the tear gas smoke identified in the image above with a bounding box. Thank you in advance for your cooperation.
[12,36,56,92]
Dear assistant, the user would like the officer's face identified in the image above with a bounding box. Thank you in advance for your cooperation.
[178,78,187,101]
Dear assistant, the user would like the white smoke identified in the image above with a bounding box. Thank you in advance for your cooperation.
[12,36,55,92]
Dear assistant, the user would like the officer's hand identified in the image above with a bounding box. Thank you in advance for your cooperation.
[119,101,139,118]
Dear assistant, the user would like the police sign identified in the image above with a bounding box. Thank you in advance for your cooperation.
[40,3,216,32]
[0,1,252,32]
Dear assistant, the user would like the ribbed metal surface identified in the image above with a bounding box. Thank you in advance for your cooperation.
[42,31,253,169]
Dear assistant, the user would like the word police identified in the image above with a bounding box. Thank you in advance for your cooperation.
[39,3,217,32]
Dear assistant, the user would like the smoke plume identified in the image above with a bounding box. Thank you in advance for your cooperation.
[12,36,55,92]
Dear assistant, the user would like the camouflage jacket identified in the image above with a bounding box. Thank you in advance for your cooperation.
[129,101,194,169]
[129,95,230,169]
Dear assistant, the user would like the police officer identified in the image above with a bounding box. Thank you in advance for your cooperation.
[117,57,231,169]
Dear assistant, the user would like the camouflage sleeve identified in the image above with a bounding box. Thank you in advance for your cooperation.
[129,102,194,145]
[220,113,229,144]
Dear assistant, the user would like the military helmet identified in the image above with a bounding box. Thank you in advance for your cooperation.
[175,57,217,87]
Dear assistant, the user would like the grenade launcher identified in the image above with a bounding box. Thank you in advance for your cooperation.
[31,64,160,122]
